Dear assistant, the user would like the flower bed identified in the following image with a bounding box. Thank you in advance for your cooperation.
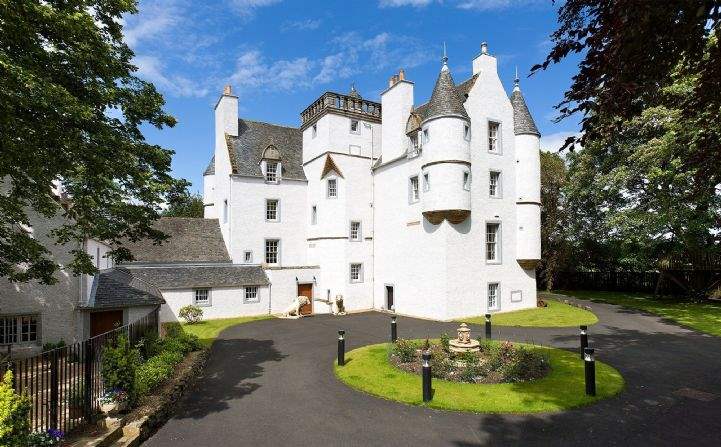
[391,338,549,384]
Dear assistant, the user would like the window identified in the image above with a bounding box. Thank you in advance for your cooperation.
[327,178,337,198]
[410,134,419,149]
[312,124,317,138]
[350,263,363,283]
[265,161,278,182]
[464,124,471,140]
[244,251,253,263]
[265,239,279,264]
[423,128,429,144]
[349,221,361,241]
[0,315,38,344]
[488,283,500,310]
[489,171,501,197]
[486,223,500,262]
[463,172,471,191]
[350,119,360,134]
[194,288,210,307]
[266,199,279,221]
[409,176,420,203]
[422,172,430,192]
[488,122,500,153]
[223,199,228,223]
[244,286,260,304]
[311,205,317,225]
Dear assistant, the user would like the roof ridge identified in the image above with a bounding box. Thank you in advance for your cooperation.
[110,267,163,297]
[239,118,300,130]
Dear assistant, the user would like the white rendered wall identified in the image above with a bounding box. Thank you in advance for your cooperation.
[381,80,414,161]
[159,285,270,323]
[265,267,321,314]
[203,172,217,219]
[515,133,542,261]
[421,162,471,214]
[211,94,237,252]
[303,113,380,163]
[421,117,470,164]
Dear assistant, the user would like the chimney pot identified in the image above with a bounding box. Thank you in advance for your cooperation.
[481,42,489,55]
[398,69,405,81]
[223,85,232,95]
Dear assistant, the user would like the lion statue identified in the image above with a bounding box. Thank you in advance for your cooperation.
[281,295,310,318]
[332,294,347,315]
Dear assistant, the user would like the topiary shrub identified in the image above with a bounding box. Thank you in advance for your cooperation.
[392,339,418,363]
[0,371,31,447]
[101,335,141,402]
[178,305,203,324]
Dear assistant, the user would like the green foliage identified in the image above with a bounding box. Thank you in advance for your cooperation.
[428,344,453,379]
[539,151,572,290]
[0,0,187,284]
[178,305,203,324]
[439,333,450,353]
[0,371,31,446]
[162,189,204,218]
[392,339,418,363]
[101,335,141,401]
[135,330,200,397]
[161,330,202,355]
[136,331,163,361]
[41,340,66,352]
[65,383,85,407]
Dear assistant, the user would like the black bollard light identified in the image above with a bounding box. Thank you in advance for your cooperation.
[584,347,596,396]
[391,316,397,342]
[580,325,588,359]
[485,313,492,339]
[337,330,345,366]
[422,351,432,402]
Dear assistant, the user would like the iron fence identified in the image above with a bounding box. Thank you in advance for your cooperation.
[1,308,159,435]
[545,270,721,296]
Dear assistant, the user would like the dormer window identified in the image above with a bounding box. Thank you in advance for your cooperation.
[327,178,338,198]
[265,162,278,182]
[409,134,419,149]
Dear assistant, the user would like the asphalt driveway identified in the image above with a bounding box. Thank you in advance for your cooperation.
[144,297,721,446]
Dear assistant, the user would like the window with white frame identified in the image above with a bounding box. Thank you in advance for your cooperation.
[350,119,360,134]
[488,283,500,310]
[0,315,38,344]
[489,171,501,197]
[349,221,361,241]
[463,171,471,191]
[422,172,430,192]
[409,176,420,203]
[486,223,500,262]
[349,263,363,283]
[244,286,259,304]
[266,199,279,221]
[265,161,278,182]
[327,178,337,198]
[265,239,279,264]
[311,205,317,225]
[410,134,419,149]
[312,124,317,138]
[194,288,211,306]
[464,124,471,140]
[488,122,500,153]
[244,251,253,263]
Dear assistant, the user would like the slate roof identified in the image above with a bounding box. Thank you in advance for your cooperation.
[225,119,306,181]
[422,66,470,122]
[413,74,477,121]
[123,265,270,289]
[510,87,540,136]
[85,268,164,309]
[204,155,215,176]
[122,217,231,264]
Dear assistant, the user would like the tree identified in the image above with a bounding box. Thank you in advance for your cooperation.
[0,1,187,284]
[539,151,570,290]
[162,188,204,218]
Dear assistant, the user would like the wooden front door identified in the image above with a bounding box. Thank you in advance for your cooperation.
[297,283,313,316]
[90,310,123,337]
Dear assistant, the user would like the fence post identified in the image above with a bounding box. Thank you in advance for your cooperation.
[50,351,59,429]
[84,340,93,423]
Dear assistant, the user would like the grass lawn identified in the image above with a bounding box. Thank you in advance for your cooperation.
[181,315,272,347]
[335,342,624,414]
[459,299,598,328]
[553,290,721,337]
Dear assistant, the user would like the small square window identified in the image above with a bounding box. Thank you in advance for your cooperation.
[244,286,260,304]
[266,199,279,221]
[422,172,430,192]
[488,283,500,310]
[489,171,501,197]
[409,176,420,203]
[350,119,360,134]
[327,178,337,198]
[311,205,317,225]
[312,124,317,138]
[244,251,253,263]
[265,162,278,182]
[350,221,361,241]
[265,239,279,264]
[194,288,211,307]
[350,263,363,283]
[463,172,471,191]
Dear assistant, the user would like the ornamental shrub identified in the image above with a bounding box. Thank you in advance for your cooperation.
[428,344,453,379]
[136,331,163,361]
[439,333,450,353]
[135,331,200,397]
[0,371,31,447]
[101,335,141,402]
[161,331,201,355]
[178,305,203,324]
[392,339,418,363]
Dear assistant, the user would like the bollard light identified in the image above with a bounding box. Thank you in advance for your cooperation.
[580,325,588,359]
[391,316,397,342]
[422,351,432,402]
[485,313,492,340]
[584,347,596,396]
[337,330,346,366]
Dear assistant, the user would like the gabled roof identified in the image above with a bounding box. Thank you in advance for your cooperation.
[84,268,165,310]
[510,86,540,136]
[321,154,344,179]
[422,65,470,122]
[123,265,270,289]
[225,119,306,181]
[121,217,231,264]
[203,155,215,176]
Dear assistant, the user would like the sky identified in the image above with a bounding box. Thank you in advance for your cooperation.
[125,0,582,193]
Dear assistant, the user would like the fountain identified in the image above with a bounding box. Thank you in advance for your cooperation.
[448,323,480,353]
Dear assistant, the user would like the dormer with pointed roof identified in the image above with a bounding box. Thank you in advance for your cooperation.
[422,60,469,123]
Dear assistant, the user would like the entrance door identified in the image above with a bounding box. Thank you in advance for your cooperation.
[90,310,123,337]
[297,283,313,316]
[385,285,394,311]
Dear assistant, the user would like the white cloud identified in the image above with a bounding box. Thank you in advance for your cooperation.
[230,0,282,17]
[282,18,322,31]
[456,0,543,9]
[123,0,183,48]
[332,31,433,71]
[230,50,314,91]
[379,0,434,7]
[314,53,358,84]
[540,131,581,153]
[134,55,209,97]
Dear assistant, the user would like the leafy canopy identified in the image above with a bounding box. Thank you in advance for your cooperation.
[0,0,188,284]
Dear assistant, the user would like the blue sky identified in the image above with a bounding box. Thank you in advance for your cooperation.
[125,0,581,192]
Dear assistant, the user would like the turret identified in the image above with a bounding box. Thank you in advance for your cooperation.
[511,74,542,269]
[420,52,472,225]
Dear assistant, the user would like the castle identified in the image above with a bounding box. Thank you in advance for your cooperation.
[202,42,541,320]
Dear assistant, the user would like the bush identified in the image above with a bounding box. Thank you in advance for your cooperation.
[0,371,31,447]
[428,344,453,379]
[161,331,201,355]
[439,333,450,353]
[27,429,63,446]
[101,335,141,402]
[392,339,418,363]
[134,331,200,397]
[41,340,65,353]
[178,305,203,324]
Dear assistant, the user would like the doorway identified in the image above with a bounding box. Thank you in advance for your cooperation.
[385,285,394,311]
[297,283,313,316]
[90,310,123,337]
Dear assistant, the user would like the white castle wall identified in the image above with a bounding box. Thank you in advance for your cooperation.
[159,285,270,322]
[203,172,217,219]
[303,113,380,163]
[381,80,414,161]
[515,133,542,262]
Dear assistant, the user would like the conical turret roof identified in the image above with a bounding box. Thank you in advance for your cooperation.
[510,81,540,136]
[423,64,469,122]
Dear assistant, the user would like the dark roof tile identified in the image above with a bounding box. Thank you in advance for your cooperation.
[423,66,469,122]
[510,87,540,136]
[86,268,164,309]
[124,265,270,289]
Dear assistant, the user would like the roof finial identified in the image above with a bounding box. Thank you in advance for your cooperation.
[349,82,361,98]
[441,42,448,71]
[513,66,521,92]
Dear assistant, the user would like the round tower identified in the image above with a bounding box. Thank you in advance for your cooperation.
[420,54,471,225]
[511,75,542,269]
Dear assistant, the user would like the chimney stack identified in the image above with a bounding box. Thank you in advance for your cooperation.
[223,85,232,95]
[398,69,405,81]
